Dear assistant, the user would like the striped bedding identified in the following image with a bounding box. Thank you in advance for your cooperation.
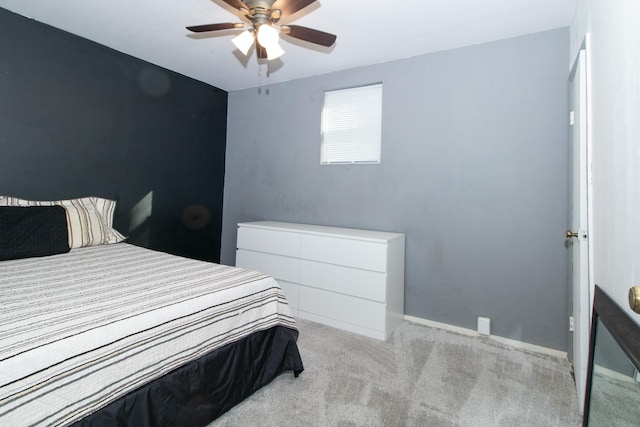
[0,243,297,426]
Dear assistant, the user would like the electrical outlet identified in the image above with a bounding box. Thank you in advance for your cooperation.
[477,316,491,335]
[569,316,574,332]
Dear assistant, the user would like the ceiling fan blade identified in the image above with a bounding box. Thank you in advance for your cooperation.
[256,41,267,59]
[220,0,247,10]
[283,25,336,47]
[186,23,242,33]
[272,0,317,17]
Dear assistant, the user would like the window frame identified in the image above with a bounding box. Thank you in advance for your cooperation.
[320,83,383,165]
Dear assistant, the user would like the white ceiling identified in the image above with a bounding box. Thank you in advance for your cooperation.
[0,0,577,92]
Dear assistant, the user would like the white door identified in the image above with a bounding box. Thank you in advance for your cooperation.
[569,44,592,413]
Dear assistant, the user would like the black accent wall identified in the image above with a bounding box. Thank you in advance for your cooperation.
[0,8,227,262]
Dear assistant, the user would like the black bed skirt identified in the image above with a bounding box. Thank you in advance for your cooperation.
[72,325,303,427]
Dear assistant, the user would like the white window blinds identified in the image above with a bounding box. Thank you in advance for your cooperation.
[321,83,382,164]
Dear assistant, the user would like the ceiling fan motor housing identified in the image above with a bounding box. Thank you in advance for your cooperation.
[240,0,281,25]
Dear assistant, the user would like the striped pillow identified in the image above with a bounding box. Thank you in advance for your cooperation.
[90,197,119,228]
[0,196,125,248]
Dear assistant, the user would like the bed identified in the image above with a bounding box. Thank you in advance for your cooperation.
[0,197,303,426]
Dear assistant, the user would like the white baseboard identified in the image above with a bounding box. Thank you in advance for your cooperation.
[404,315,568,360]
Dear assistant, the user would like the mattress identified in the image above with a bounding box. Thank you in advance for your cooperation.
[0,243,298,426]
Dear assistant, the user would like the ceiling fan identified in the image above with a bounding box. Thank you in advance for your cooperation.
[186,0,337,61]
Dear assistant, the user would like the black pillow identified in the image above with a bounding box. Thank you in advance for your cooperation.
[0,205,70,261]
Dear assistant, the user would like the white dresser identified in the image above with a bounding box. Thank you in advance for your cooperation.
[235,221,405,340]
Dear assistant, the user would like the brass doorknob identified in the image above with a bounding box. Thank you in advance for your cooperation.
[629,286,640,314]
[566,229,579,239]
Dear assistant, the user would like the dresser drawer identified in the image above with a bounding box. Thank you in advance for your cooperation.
[235,249,299,283]
[276,279,299,312]
[299,260,386,302]
[237,226,300,257]
[300,234,388,272]
[299,286,386,331]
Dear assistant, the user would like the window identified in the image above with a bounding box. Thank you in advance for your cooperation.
[321,83,382,164]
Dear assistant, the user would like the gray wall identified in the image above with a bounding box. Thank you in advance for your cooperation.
[222,28,570,350]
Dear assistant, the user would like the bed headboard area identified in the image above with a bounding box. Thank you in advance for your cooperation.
[0,8,228,262]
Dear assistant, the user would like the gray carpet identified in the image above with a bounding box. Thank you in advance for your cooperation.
[211,319,582,426]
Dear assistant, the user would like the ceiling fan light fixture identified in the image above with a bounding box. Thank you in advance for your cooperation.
[231,29,255,55]
[256,23,280,50]
[186,0,337,66]
[266,41,285,60]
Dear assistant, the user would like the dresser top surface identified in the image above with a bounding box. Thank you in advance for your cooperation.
[238,221,404,242]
